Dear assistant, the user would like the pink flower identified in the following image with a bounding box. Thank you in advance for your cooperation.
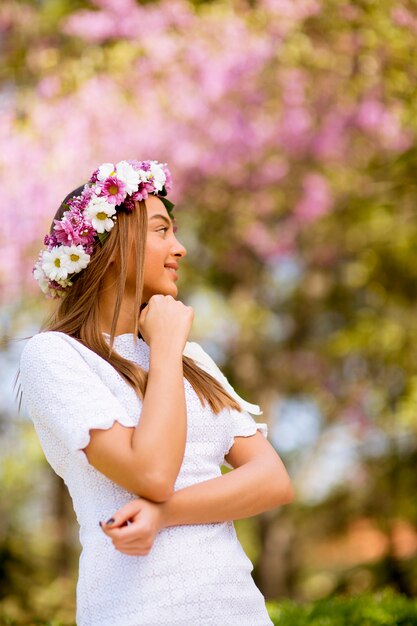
[131,182,154,202]
[53,218,78,246]
[54,208,96,248]
[100,176,127,204]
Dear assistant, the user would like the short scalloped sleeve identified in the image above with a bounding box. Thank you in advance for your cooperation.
[19,332,138,454]
[229,408,268,439]
[224,408,268,467]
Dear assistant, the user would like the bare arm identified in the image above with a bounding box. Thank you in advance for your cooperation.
[84,295,193,501]
[162,431,293,525]
[100,432,294,554]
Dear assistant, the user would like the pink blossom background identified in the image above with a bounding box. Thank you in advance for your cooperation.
[0,0,413,301]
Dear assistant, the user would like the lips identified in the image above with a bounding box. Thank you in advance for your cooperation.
[164,262,179,280]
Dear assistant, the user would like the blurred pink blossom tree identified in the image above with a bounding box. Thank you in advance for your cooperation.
[1,0,412,303]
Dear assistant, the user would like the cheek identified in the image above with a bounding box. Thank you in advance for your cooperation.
[143,243,165,279]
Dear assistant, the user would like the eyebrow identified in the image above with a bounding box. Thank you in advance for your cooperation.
[149,214,173,226]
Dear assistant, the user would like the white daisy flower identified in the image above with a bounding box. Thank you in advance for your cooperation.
[61,245,90,274]
[97,162,116,181]
[138,168,149,183]
[149,161,166,191]
[41,248,71,281]
[85,197,117,233]
[33,261,51,294]
[116,160,140,194]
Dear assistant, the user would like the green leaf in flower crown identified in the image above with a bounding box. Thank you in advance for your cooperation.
[158,196,175,215]
[97,231,109,246]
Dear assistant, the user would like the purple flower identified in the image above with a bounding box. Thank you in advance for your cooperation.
[44,233,58,248]
[122,196,135,211]
[89,168,100,183]
[136,160,151,172]
[67,185,94,212]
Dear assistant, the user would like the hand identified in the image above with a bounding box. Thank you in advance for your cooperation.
[100,498,167,556]
[139,295,194,352]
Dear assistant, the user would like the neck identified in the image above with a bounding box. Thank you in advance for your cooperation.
[97,280,139,337]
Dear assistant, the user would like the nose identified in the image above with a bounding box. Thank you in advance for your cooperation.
[172,234,187,258]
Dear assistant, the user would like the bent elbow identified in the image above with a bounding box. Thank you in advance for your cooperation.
[279,479,295,505]
[270,469,294,507]
[139,472,175,502]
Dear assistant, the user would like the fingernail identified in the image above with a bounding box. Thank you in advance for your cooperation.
[105,517,115,525]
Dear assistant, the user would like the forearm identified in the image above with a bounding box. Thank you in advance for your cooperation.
[162,458,293,526]
[131,343,186,488]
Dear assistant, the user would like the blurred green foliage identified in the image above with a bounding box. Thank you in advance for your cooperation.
[268,589,417,626]
[2,590,417,625]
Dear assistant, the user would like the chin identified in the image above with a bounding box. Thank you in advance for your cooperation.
[147,283,178,299]
[167,284,179,297]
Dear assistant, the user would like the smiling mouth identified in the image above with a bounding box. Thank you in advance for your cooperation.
[164,266,179,280]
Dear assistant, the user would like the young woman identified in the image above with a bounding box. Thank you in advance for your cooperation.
[19,159,293,626]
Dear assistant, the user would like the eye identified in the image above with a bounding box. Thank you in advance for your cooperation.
[156,226,169,235]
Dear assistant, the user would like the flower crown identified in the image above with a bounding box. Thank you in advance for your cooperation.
[33,159,174,298]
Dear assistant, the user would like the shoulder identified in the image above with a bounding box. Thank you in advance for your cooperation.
[21,330,77,356]
[20,331,96,370]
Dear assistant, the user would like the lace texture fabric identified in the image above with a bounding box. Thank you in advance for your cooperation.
[19,331,272,626]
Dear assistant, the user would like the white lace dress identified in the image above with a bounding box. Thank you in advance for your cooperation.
[19,331,273,626]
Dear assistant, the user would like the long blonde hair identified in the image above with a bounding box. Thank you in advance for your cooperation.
[41,192,241,414]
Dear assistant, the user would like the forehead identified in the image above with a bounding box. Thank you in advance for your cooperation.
[145,195,170,220]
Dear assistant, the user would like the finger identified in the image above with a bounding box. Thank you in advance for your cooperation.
[102,520,150,542]
[112,528,151,544]
[100,499,142,530]
[149,294,163,304]
[113,538,153,551]
[113,539,153,553]
[115,546,151,556]
[100,523,121,538]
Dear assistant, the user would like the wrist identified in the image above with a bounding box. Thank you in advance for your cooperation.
[158,497,175,529]
[149,341,185,364]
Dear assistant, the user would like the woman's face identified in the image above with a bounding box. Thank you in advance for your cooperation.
[140,195,187,302]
